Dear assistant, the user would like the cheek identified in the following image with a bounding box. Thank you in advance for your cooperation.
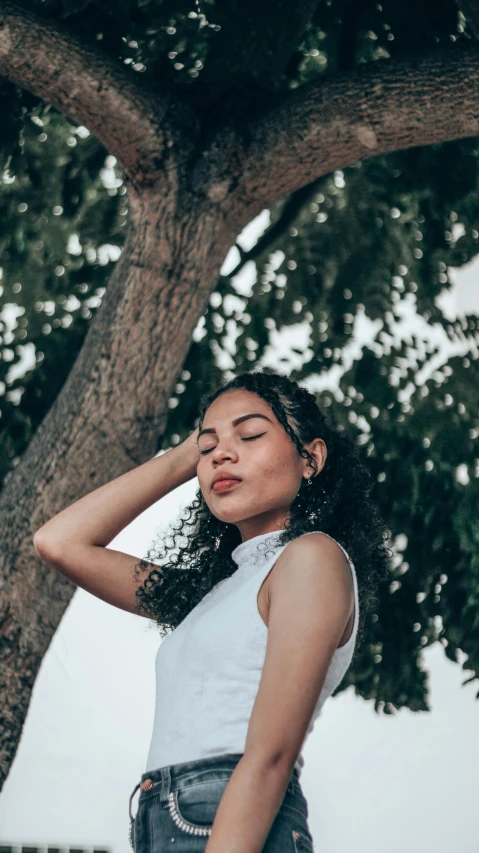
[197,462,210,491]
[248,445,299,484]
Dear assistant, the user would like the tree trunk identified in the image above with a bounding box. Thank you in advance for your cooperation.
[0,184,239,786]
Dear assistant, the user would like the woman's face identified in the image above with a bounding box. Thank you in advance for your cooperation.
[196,389,326,542]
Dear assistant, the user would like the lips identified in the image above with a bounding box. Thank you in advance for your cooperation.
[212,477,242,493]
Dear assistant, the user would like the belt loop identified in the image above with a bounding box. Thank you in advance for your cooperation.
[159,765,171,805]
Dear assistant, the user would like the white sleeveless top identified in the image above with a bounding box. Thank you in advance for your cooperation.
[145,528,360,777]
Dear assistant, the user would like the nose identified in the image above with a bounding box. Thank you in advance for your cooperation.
[212,450,233,463]
[211,442,237,464]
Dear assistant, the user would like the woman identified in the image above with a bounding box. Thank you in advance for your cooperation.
[34,368,391,853]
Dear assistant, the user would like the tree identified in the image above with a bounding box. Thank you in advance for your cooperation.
[0,0,478,788]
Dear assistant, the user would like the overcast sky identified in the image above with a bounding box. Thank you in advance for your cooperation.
[1,208,478,853]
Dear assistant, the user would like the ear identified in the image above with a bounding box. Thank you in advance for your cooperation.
[302,437,327,480]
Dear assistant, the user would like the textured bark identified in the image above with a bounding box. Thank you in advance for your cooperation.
[0,1,198,189]
[0,187,236,786]
[225,44,479,218]
[1,0,479,788]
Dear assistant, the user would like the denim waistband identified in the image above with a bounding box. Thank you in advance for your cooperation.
[129,752,301,821]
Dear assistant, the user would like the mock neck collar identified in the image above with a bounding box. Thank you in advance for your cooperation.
[231,529,286,568]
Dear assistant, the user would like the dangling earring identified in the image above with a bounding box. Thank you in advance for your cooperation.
[214,526,226,551]
[206,513,223,551]
[305,474,321,521]
[308,480,317,520]
[297,476,312,504]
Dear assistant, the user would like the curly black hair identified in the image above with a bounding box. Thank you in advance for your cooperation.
[132,367,392,657]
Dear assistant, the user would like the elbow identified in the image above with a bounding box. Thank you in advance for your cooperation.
[242,747,295,779]
[33,530,65,564]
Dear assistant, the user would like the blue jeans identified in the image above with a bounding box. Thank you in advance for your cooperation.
[128,752,314,852]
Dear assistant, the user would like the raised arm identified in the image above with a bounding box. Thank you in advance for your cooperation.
[33,432,200,615]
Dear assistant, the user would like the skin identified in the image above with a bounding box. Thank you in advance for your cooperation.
[195,388,328,543]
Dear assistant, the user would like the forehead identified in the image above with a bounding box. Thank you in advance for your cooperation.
[204,389,270,419]
[200,389,276,432]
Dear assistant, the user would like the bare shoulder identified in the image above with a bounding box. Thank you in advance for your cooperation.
[277,530,351,569]
[269,531,354,603]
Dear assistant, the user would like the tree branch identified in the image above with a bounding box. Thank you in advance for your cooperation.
[0,1,198,189]
[217,43,479,219]
[219,177,325,285]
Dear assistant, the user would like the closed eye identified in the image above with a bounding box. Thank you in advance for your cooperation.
[199,433,267,455]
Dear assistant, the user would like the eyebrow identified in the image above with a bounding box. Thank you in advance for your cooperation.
[197,413,273,440]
